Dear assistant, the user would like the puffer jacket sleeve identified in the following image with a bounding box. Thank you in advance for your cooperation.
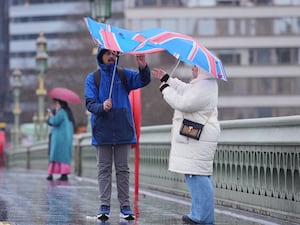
[85,72,105,115]
[162,78,218,113]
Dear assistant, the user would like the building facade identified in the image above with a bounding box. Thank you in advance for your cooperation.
[8,0,300,125]
[124,0,300,120]
[8,0,125,126]
[0,1,10,122]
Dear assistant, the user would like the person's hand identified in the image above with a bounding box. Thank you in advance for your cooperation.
[47,108,53,117]
[151,68,167,80]
[136,54,147,69]
[103,98,112,112]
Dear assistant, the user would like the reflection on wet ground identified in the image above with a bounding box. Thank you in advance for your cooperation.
[0,168,295,225]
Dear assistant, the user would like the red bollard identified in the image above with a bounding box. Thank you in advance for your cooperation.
[129,89,141,197]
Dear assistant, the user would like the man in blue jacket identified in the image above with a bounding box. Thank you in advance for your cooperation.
[85,48,151,221]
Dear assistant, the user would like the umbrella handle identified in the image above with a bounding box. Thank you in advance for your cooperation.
[108,55,120,99]
[170,59,180,77]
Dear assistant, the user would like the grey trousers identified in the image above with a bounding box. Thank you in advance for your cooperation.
[96,144,130,207]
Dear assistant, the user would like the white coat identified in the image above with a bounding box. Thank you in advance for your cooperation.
[161,73,220,175]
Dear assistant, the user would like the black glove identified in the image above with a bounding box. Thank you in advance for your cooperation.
[159,83,169,92]
[160,74,169,82]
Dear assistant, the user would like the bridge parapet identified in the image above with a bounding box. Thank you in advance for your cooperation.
[5,116,300,223]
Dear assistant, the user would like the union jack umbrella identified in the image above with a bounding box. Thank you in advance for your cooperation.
[133,28,228,81]
[84,17,228,81]
[84,17,165,54]
[84,17,142,53]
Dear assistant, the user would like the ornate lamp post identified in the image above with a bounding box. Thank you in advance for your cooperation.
[34,32,48,140]
[90,0,112,22]
[11,68,22,146]
[86,0,112,132]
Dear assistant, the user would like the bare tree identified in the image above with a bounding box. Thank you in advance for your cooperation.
[45,16,95,130]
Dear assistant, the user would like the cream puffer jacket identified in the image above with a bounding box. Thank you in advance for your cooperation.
[161,74,220,175]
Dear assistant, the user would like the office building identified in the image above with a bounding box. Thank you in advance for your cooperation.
[9,0,300,124]
[0,1,10,122]
[124,0,300,120]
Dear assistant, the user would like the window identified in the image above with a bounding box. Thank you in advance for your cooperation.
[256,18,273,35]
[276,48,291,64]
[257,108,272,117]
[197,19,216,36]
[217,49,241,65]
[257,48,271,64]
[160,19,177,32]
[141,19,158,30]
[177,18,196,35]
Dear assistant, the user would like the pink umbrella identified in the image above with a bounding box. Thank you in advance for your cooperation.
[48,87,81,104]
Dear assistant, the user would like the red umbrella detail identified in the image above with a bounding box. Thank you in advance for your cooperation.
[47,87,81,104]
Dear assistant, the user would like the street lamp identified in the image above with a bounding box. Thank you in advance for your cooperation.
[34,32,48,141]
[87,0,112,132]
[90,0,112,23]
[11,68,22,146]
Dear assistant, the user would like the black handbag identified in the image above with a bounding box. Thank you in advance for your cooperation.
[180,119,204,140]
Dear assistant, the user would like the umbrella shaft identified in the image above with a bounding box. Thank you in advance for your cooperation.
[109,56,119,99]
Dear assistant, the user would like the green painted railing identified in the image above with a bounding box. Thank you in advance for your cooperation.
[5,116,300,223]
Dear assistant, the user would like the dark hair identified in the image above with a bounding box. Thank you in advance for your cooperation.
[53,98,75,130]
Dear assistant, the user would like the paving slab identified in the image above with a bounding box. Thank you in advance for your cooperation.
[0,168,296,225]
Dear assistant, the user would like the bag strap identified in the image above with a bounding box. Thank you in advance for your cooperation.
[93,67,129,93]
[183,111,213,125]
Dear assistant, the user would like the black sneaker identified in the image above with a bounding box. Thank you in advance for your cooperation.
[46,175,53,181]
[120,205,135,220]
[182,215,199,224]
[97,205,110,221]
[57,174,68,181]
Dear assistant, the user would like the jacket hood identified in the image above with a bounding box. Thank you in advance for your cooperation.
[96,47,108,67]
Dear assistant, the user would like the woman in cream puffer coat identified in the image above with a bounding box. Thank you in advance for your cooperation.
[152,65,220,224]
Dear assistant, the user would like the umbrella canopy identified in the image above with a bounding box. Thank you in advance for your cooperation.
[84,17,163,54]
[135,28,228,81]
[84,17,142,53]
[48,87,81,104]
[84,17,228,81]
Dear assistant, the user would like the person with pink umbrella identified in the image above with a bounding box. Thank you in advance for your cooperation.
[46,98,75,181]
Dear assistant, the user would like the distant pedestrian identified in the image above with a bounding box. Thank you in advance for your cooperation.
[152,65,220,224]
[46,99,75,181]
[85,48,151,221]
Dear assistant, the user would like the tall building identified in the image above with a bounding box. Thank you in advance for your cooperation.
[9,0,92,126]
[0,1,10,122]
[124,0,300,120]
[9,0,125,125]
[9,0,300,126]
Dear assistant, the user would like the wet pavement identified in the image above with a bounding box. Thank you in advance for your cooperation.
[0,168,297,225]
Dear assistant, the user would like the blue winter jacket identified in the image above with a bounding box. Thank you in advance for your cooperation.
[85,48,151,145]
